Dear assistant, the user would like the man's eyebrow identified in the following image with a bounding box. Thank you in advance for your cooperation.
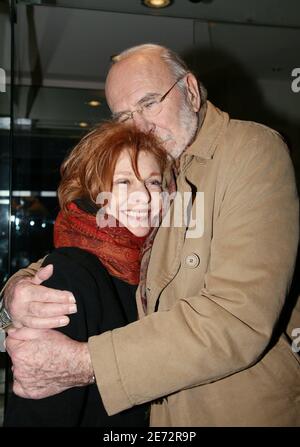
[112,93,160,118]
[136,93,160,106]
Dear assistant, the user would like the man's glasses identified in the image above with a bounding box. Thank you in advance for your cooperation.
[114,75,186,124]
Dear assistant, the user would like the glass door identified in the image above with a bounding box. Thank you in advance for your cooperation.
[9,1,110,278]
[0,0,110,425]
[0,0,13,426]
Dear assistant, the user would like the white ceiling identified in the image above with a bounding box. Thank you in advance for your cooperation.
[34,0,300,27]
[1,0,299,86]
[0,0,299,129]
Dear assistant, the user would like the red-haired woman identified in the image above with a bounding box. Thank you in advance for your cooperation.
[4,121,168,427]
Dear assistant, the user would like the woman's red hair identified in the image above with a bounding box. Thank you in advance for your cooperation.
[58,121,168,212]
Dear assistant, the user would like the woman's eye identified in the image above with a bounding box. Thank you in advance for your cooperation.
[147,179,162,187]
[115,179,130,185]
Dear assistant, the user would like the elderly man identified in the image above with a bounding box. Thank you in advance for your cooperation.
[1,44,299,426]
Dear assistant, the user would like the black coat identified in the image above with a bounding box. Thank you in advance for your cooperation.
[4,247,149,427]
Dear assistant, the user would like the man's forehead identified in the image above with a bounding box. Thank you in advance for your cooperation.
[106,54,171,111]
[109,83,158,112]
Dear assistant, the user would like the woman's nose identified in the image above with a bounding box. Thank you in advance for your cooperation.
[130,183,151,205]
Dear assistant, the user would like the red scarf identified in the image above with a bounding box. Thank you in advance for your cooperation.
[54,202,147,285]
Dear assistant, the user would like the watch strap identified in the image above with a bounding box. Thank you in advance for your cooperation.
[0,300,12,329]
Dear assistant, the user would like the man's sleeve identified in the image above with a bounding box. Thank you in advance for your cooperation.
[89,129,299,415]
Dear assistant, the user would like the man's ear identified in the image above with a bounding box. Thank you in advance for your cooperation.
[186,73,201,112]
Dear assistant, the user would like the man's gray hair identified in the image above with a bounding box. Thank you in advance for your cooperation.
[113,43,207,104]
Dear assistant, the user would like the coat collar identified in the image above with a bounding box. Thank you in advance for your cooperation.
[145,102,230,311]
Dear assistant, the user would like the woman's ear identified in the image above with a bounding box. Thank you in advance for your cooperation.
[185,73,201,112]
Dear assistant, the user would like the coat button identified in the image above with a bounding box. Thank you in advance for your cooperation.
[185,253,200,268]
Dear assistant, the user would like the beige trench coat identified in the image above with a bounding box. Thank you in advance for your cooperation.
[4,102,300,426]
[89,102,300,426]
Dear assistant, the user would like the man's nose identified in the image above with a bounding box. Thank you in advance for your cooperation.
[132,112,155,133]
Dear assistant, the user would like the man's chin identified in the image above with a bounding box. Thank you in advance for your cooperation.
[168,144,185,160]
[163,139,177,156]
[158,137,184,159]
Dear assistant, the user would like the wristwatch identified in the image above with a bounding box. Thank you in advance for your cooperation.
[0,299,12,329]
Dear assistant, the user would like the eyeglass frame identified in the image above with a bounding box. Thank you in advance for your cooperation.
[112,74,187,123]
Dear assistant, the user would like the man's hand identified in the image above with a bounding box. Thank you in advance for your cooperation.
[4,265,77,329]
[5,327,94,399]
